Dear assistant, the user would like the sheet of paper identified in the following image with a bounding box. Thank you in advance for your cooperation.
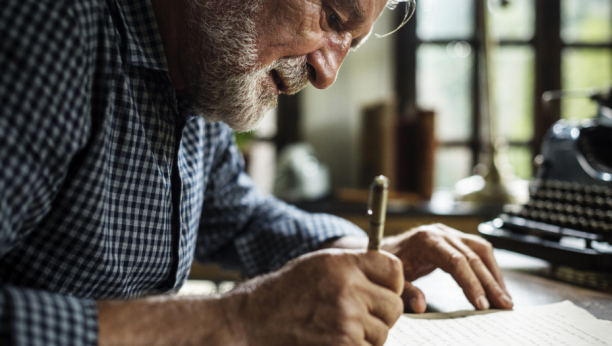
[385,301,612,346]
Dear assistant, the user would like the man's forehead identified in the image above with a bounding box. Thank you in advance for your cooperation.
[331,0,365,22]
[331,0,387,49]
[332,0,387,24]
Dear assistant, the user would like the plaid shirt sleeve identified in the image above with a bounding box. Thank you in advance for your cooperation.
[0,0,98,345]
[196,125,367,277]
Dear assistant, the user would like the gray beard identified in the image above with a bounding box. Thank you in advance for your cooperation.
[183,0,308,132]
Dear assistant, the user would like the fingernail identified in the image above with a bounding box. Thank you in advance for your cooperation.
[501,294,513,308]
[477,296,490,310]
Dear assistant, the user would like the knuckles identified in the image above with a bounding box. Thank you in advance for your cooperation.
[448,252,468,270]
[481,240,494,253]
[387,253,404,275]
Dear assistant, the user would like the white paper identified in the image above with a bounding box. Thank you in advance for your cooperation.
[385,301,612,346]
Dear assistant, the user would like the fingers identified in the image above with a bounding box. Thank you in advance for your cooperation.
[447,237,513,310]
[360,280,404,326]
[427,239,491,310]
[412,224,513,310]
[462,235,508,293]
[362,314,390,346]
[355,251,405,295]
[401,281,426,313]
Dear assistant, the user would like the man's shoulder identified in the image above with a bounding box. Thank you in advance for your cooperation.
[0,0,107,44]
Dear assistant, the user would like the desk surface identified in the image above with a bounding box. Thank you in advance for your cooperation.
[413,249,612,321]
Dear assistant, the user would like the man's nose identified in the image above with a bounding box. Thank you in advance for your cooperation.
[306,33,351,89]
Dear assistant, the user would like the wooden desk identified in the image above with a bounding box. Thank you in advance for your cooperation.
[412,249,612,321]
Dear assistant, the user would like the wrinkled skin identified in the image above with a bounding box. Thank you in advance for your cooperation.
[222,249,405,346]
[381,224,513,313]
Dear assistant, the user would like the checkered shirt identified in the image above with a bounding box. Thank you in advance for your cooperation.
[0,0,366,344]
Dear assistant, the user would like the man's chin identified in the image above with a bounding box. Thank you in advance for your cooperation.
[211,101,277,133]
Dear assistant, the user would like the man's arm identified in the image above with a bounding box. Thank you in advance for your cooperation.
[96,294,237,346]
[0,1,100,344]
[98,248,404,346]
[194,123,367,277]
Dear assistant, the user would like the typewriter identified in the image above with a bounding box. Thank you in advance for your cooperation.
[479,88,612,273]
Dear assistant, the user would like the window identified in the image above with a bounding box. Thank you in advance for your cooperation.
[395,0,612,190]
[561,0,612,119]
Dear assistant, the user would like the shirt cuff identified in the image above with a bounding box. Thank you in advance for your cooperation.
[2,285,98,346]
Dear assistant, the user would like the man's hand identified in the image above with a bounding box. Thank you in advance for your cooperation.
[222,249,405,346]
[381,224,513,313]
[98,249,404,346]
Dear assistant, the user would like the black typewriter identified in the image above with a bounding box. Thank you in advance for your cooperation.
[479,88,612,272]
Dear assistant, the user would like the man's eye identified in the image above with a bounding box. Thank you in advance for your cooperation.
[327,10,342,28]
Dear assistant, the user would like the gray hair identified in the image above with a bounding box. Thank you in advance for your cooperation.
[377,0,416,37]
[386,0,415,9]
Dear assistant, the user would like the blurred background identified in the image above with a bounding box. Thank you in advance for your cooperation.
[193,0,612,285]
[237,0,612,202]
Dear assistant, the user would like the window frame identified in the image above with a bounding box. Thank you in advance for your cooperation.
[394,0,612,184]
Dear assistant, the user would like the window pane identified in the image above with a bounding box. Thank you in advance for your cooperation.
[562,48,612,120]
[506,146,532,180]
[562,0,612,43]
[417,44,474,141]
[494,46,535,142]
[435,147,472,189]
[417,0,475,40]
[489,0,535,41]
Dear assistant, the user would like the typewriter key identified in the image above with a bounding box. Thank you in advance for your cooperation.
[574,194,584,204]
[592,186,604,195]
[549,213,559,224]
[585,208,595,218]
[521,208,531,218]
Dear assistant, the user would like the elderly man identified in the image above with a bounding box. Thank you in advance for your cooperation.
[0,0,513,345]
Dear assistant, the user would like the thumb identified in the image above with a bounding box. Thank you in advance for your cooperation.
[402,281,426,313]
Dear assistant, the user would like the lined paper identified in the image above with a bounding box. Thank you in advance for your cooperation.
[386,301,612,346]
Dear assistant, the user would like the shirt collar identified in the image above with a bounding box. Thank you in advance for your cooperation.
[113,0,169,71]
[113,0,183,116]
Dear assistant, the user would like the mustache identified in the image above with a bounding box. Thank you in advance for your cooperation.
[267,56,310,95]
